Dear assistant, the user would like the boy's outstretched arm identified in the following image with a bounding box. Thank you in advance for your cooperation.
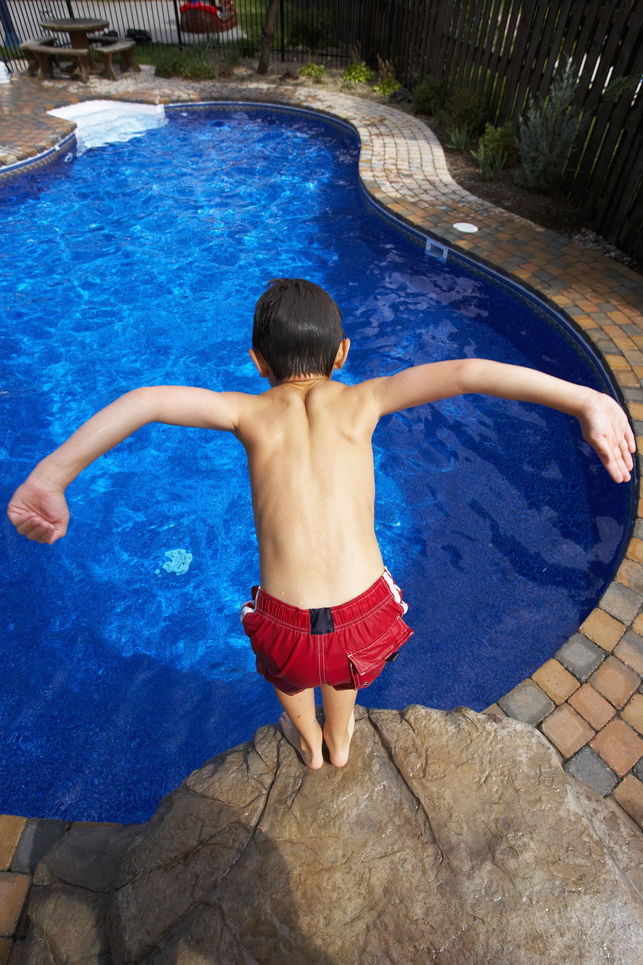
[371,358,636,484]
[7,386,242,544]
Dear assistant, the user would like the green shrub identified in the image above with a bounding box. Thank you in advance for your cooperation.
[154,46,217,79]
[516,61,583,190]
[342,61,372,84]
[412,75,446,115]
[471,142,506,179]
[373,56,401,97]
[444,86,487,135]
[374,76,402,96]
[471,122,516,177]
[446,124,473,151]
[299,62,326,83]
[289,10,334,51]
[224,43,241,67]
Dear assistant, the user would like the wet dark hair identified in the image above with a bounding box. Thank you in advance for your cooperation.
[252,278,346,380]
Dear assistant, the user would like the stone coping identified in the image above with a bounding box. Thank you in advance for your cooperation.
[0,78,641,922]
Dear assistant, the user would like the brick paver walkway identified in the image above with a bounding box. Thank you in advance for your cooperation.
[1,68,641,961]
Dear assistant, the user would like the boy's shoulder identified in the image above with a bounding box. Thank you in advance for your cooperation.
[231,376,384,428]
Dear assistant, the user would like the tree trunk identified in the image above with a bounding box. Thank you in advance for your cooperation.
[257,0,280,75]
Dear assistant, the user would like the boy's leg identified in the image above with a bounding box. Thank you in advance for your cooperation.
[273,685,324,770]
[320,684,357,768]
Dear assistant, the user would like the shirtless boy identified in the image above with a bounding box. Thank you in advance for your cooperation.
[7,278,635,770]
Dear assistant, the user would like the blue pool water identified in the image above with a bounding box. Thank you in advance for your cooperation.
[0,104,634,822]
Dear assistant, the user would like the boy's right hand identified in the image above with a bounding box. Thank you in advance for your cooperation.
[7,476,70,544]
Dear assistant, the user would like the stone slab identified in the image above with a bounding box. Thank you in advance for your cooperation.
[20,708,643,964]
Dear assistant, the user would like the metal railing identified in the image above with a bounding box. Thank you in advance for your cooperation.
[1,1,355,60]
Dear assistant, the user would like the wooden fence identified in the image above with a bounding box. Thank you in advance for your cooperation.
[2,0,642,258]
[332,0,643,261]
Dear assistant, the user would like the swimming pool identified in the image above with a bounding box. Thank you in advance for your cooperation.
[0,103,634,822]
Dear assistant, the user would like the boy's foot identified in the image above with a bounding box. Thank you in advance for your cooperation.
[323,712,355,768]
[279,712,323,770]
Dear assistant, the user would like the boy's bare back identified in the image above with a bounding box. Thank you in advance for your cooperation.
[234,377,384,608]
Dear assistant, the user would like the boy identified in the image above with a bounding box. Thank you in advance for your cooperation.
[7,278,635,770]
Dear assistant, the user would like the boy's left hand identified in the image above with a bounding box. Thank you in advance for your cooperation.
[578,392,636,483]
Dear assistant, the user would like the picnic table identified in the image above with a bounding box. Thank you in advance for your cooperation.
[39,18,109,50]
[21,18,140,83]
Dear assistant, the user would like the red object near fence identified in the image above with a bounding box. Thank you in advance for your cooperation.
[180,1,238,34]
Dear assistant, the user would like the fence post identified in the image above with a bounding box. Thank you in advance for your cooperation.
[171,0,184,46]
[0,0,21,52]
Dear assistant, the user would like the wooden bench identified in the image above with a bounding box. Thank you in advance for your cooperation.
[93,39,140,81]
[20,39,91,83]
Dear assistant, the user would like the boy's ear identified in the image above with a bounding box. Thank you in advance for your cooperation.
[333,337,350,370]
[249,348,272,379]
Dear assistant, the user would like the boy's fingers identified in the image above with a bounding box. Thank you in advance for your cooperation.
[611,444,632,483]
[8,509,66,543]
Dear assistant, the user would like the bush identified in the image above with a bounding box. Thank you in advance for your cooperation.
[471,122,516,178]
[342,61,372,84]
[412,75,446,116]
[516,61,583,190]
[373,56,402,97]
[374,76,402,97]
[447,125,472,151]
[154,44,217,79]
[443,86,487,135]
[289,10,334,51]
[299,62,326,83]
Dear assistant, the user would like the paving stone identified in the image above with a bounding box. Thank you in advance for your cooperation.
[569,684,616,730]
[634,758,643,781]
[599,582,642,625]
[621,693,643,735]
[564,746,619,797]
[556,634,605,680]
[590,718,643,778]
[613,774,643,827]
[482,703,506,717]
[590,655,640,709]
[617,558,643,594]
[0,873,30,938]
[580,610,625,652]
[540,704,594,758]
[532,659,579,703]
[498,679,554,726]
[626,538,643,564]
[614,630,643,674]
[0,816,27,872]
[10,820,70,875]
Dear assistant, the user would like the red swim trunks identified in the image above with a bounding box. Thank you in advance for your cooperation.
[240,569,413,695]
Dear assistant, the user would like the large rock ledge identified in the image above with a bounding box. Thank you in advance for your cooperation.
[22,706,643,963]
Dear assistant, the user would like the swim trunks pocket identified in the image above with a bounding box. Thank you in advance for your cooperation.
[346,618,412,689]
